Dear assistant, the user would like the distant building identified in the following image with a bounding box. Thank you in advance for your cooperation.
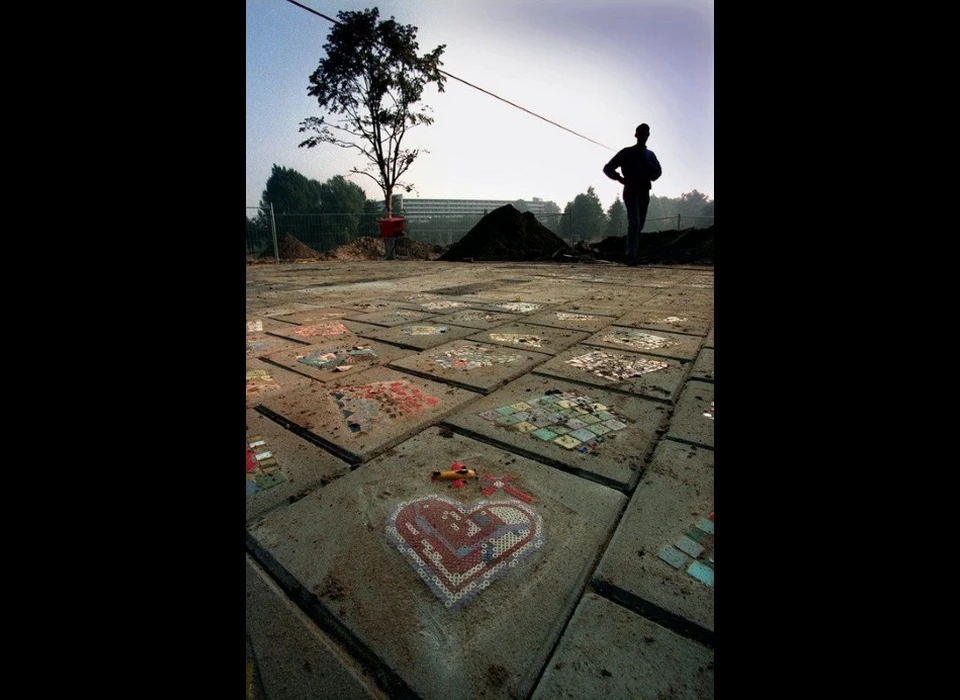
[397,196,555,220]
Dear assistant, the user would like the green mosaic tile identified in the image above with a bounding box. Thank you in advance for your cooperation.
[532,428,558,441]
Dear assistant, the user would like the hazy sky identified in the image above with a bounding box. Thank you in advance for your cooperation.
[246,0,714,213]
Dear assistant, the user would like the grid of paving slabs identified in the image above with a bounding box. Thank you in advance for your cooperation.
[267,307,355,325]
[465,323,590,357]
[394,298,482,313]
[520,308,619,333]
[426,308,522,330]
[664,380,714,450]
[387,340,552,394]
[246,317,300,335]
[245,358,314,409]
[338,308,436,327]
[531,345,689,403]
[581,325,703,362]
[356,321,477,350]
[441,374,670,490]
[264,318,384,344]
[245,425,626,700]
[255,366,477,463]
[260,339,411,384]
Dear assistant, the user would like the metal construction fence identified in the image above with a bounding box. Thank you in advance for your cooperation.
[245,206,714,260]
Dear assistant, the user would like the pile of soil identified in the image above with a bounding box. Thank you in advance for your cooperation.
[278,234,323,260]
[319,235,445,261]
[437,205,575,262]
[585,225,715,265]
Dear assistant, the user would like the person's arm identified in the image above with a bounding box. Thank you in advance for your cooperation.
[646,150,662,181]
[603,152,625,184]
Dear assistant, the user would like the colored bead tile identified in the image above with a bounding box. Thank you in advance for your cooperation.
[495,406,517,416]
[532,428,558,441]
[586,423,610,436]
[553,435,582,449]
[604,419,628,431]
[684,527,708,544]
[658,545,688,569]
[570,428,597,442]
[675,535,704,558]
[695,518,714,534]
[514,421,537,433]
[510,402,533,412]
[687,560,714,588]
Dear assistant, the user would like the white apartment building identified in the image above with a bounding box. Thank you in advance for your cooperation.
[397,196,556,220]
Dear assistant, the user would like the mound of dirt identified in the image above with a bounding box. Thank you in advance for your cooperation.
[437,205,574,262]
[278,233,322,260]
[588,225,715,265]
[319,235,445,261]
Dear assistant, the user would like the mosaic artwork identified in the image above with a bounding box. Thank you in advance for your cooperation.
[296,345,377,370]
[420,300,467,311]
[478,390,630,454]
[382,310,423,320]
[564,350,669,382]
[292,321,350,338]
[479,473,534,503]
[247,320,263,332]
[246,369,276,398]
[489,333,543,348]
[602,329,675,350]
[402,325,449,336]
[246,339,276,355]
[492,302,542,313]
[386,496,545,609]
[331,380,438,434]
[350,301,393,310]
[555,312,600,321]
[431,344,523,370]
[657,512,714,588]
[246,436,287,497]
[448,310,502,323]
[702,401,714,420]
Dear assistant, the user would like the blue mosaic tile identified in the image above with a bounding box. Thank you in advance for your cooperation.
[695,518,714,534]
[532,428,558,441]
[569,428,597,442]
[675,535,704,558]
[658,545,688,569]
[687,560,714,588]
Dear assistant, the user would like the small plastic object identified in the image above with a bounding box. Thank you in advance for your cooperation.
[432,467,477,481]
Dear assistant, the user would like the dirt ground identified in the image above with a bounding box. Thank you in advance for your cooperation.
[253,205,715,266]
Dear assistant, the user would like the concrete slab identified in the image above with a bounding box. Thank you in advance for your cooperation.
[260,340,413,385]
[246,316,299,334]
[246,555,389,700]
[266,319,385,344]
[521,308,619,333]
[440,374,670,491]
[339,308,437,327]
[246,408,351,523]
[641,289,713,315]
[337,299,411,315]
[387,340,552,394]
[690,348,714,382]
[531,344,690,404]
[463,298,555,315]
[248,301,334,317]
[354,322,477,351]
[592,440,714,640]
[269,307,357,325]
[425,308,523,330]
[465,323,591,357]
[255,366,478,464]
[247,332,307,359]
[664,380,714,450]
[581,325,703,362]
[531,593,714,700]
[245,426,626,700]
[704,327,714,348]
[616,307,712,337]
[393,298,486,314]
[246,358,315,409]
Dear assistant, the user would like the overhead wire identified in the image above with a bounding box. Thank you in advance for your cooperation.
[283,0,613,150]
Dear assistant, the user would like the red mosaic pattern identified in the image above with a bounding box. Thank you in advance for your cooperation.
[331,380,439,434]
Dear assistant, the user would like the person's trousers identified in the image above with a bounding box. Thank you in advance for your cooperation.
[623,186,650,260]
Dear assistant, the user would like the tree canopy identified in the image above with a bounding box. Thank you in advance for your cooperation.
[298,7,447,217]
[258,164,322,217]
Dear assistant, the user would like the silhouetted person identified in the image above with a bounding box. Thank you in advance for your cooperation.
[603,123,662,265]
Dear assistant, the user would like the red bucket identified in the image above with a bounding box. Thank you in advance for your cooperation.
[378,217,405,238]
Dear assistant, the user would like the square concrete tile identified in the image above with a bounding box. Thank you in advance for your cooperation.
[465,323,590,357]
[690,348,714,382]
[246,316,299,334]
[356,322,477,350]
[266,319,385,344]
[531,344,690,404]
[246,408,351,523]
[338,299,411,315]
[440,374,670,491]
[256,366,478,464]
[269,307,357,325]
[581,325,703,362]
[593,440,714,637]
[531,593,714,700]
[260,340,413,384]
[616,307,712,337]
[393,298,485,314]
[247,332,307,359]
[339,308,437,327]
[387,340,552,394]
[522,308,619,333]
[246,358,315,409]
[704,327,714,349]
[245,427,626,700]
[426,308,522,330]
[665,381,714,449]
[246,555,388,700]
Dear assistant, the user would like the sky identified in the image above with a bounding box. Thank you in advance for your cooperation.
[246,0,714,214]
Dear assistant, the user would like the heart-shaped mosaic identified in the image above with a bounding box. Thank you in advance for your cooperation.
[386,496,545,609]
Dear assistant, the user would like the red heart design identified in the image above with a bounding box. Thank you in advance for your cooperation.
[387,496,545,608]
